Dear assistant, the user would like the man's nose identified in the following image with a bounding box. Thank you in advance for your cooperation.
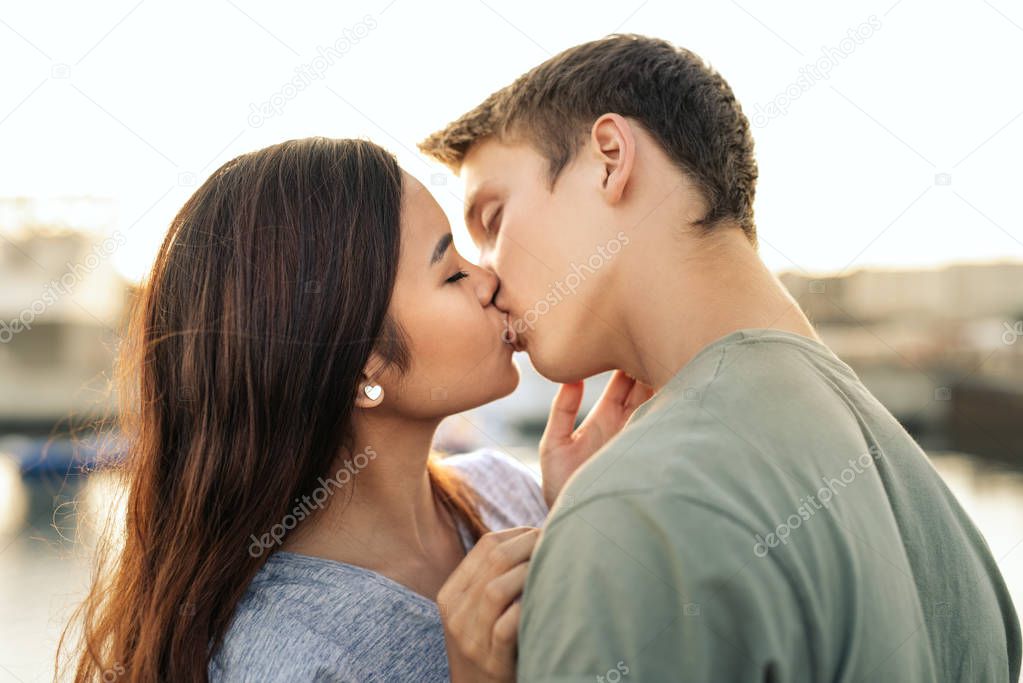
[477,245,497,274]
[470,261,501,307]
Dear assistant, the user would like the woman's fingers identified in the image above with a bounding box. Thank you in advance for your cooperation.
[441,528,540,683]
[479,528,540,576]
[476,562,529,635]
[542,381,585,447]
[578,370,636,430]
[579,370,654,438]
[441,527,538,597]
[544,371,652,456]
[490,599,522,674]
[599,369,639,406]
[475,527,539,573]
[623,375,654,412]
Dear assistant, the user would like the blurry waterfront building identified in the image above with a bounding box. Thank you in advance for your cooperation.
[0,198,130,432]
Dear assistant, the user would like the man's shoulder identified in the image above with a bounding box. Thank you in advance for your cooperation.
[519,485,815,681]
[549,393,770,523]
[552,330,870,517]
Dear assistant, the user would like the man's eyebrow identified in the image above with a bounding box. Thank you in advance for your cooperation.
[463,182,490,227]
[430,233,454,265]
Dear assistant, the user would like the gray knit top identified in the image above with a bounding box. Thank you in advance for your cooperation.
[209,449,548,682]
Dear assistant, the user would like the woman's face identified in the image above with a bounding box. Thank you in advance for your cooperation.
[372,172,519,418]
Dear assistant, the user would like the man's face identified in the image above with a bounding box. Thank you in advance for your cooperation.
[461,138,628,383]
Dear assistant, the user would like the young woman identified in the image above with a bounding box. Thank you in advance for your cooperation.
[61,137,650,681]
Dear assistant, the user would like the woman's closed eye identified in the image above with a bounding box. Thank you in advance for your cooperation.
[446,270,470,284]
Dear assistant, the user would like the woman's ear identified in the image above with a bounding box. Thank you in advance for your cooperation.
[354,355,386,409]
[590,113,636,205]
[354,378,385,408]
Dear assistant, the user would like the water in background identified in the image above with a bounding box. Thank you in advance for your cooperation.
[2,443,1021,681]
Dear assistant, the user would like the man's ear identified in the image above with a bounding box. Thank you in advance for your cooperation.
[590,113,636,205]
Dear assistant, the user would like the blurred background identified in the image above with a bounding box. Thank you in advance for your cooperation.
[1,0,1022,679]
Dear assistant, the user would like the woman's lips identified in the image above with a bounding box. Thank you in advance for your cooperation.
[501,315,523,351]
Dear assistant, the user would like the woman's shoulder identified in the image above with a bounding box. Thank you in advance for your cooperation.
[441,448,548,529]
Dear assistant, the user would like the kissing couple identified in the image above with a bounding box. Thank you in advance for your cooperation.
[66,34,1020,683]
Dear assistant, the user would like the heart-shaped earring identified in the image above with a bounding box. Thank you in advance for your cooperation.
[363,384,382,401]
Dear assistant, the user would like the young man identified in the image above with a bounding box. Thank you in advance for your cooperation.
[420,35,1021,681]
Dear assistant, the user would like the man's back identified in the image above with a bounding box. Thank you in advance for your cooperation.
[519,329,1020,682]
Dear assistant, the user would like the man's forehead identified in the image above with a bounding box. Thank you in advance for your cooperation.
[461,138,528,219]
[463,135,531,176]
[461,140,499,220]
[462,135,502,166]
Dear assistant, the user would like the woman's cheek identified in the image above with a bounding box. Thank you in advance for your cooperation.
[418,302,471,358]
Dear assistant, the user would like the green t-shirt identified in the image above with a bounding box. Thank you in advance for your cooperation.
[519,329,1021,682]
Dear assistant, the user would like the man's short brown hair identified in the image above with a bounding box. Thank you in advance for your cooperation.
[419,34,759,241]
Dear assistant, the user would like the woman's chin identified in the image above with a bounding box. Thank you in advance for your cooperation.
[481,357,521,405]
[500,358,521,395]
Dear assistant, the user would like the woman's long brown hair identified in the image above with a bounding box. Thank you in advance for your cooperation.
[58,137,488,681]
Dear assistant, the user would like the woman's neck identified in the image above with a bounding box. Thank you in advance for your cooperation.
[281,413,466,596]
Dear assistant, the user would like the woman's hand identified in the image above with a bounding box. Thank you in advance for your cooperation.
[539,369,654,507]
[438,527,540,683]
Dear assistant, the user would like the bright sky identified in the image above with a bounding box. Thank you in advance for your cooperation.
[2,0,1021,283]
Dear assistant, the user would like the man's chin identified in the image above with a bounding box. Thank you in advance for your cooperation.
[527,345,594,385]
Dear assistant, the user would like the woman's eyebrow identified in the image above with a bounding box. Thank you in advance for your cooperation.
[430,233,454,265]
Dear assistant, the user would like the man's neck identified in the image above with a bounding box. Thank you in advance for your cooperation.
[615,226,817,392]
